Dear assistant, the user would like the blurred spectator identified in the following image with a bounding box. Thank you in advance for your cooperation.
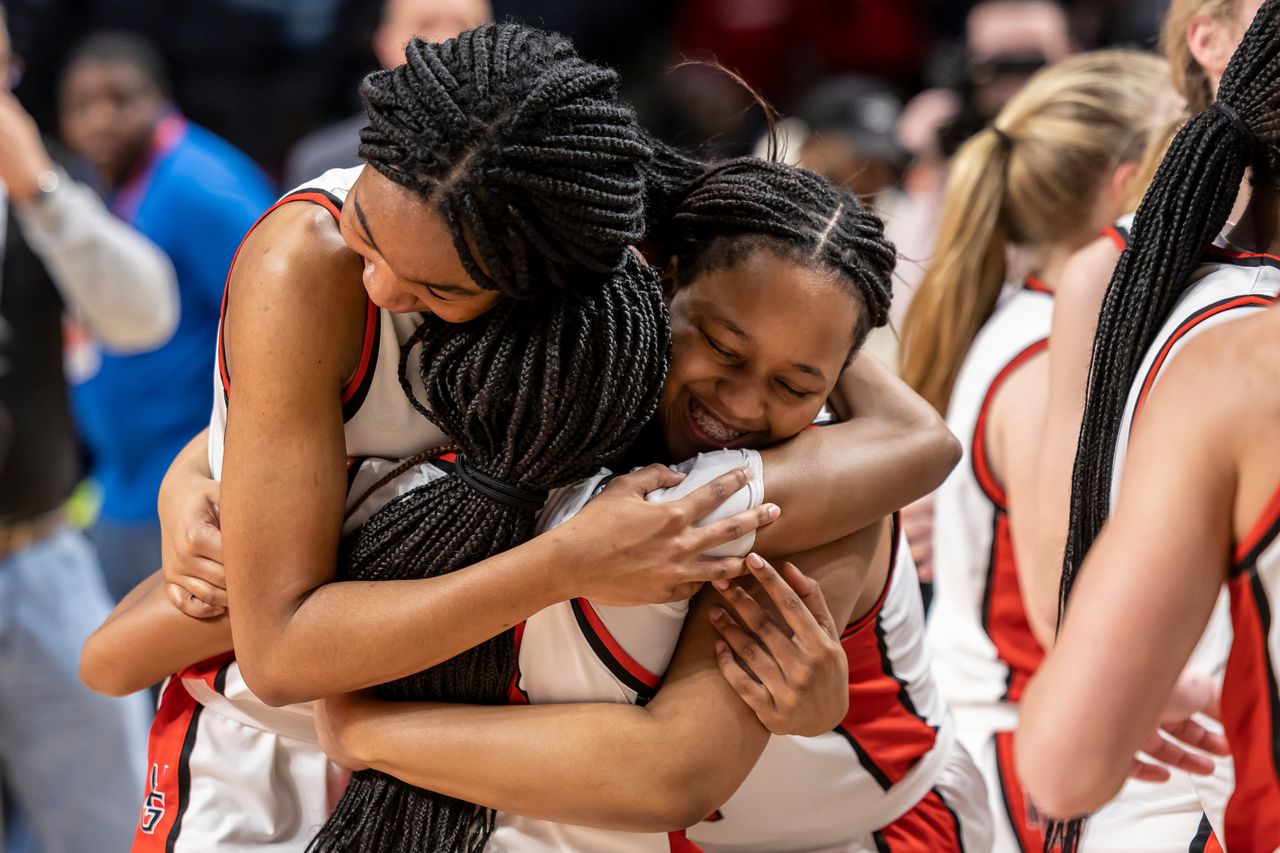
[58,31,275,603]
[283,0,491,188]
[0,7,164,851]
[794,75,906,204]
[939,0,1074,155]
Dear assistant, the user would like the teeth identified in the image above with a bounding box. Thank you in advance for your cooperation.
[692,400,747,443]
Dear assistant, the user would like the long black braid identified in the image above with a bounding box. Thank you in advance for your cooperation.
[1051,2,1280,849]
[666,157,896,352]
[358,22,701,297]
[308,249,669,853]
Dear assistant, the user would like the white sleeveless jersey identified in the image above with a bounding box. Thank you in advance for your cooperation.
[489,449,765,853]
[1099,247,1279,842]
[928,279,1053,710]
[1223,442,1280,852]
[207,165,449,477]
[686,521,972,851]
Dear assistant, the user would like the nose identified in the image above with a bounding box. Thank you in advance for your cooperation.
[713,376,766,426]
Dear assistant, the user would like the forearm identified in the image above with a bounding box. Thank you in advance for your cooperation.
[335,592,769,831]
[15,173,179,350]
[234,531,574,706]
[81,570,233,696]
[757,358,958,554]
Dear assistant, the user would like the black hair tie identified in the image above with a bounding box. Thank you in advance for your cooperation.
[454,454,548,512]
[1211,100,1255,150]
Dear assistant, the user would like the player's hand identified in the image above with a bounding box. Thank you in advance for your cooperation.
[710,554,848,736]
[1129,671,1228,782]
[315,692,372,773]
[159,452,227,619]
[901,494,935,583]
[0,92,55,204]
[552,465,780,605]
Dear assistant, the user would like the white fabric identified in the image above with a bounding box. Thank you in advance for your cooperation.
[11,169,178,351]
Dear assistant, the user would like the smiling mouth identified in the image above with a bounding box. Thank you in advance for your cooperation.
[688,397,751,447]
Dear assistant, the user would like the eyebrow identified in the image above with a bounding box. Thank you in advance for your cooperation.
[352,197,477,297]
[708,313,825,382]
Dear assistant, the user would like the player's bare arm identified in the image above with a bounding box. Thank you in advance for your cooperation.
[754,353,960,556]
[316,530,870,831]
[1017,325,1247,819]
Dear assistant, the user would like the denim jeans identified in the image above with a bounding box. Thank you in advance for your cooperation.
[0,527,150,853]
[87,519,162,605]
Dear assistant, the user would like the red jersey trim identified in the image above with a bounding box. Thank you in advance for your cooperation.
[843,513,901,639]
[1102,224,1129,252]
[1207,245,1280,269]
[1133,295,1274,421]
[972,339,1049,510]
[216,188,378,424]
[1023,276,1053,295]
[570,598,662,704]
[1233,479,1280,573]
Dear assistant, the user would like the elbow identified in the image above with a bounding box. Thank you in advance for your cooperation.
[921,417,962,488]
[236,652,312,708]
[1015,717,1126,820]
[645,763,739,831]
[80,635,142,698]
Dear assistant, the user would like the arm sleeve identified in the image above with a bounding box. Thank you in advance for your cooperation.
[13,170,179,352]
[647,448,766,557]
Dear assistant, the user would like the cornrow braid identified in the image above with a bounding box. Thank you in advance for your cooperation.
[307,250,670,853]
[1053,3,1280,850]
[668,157,896,353]
[358,22,701,298]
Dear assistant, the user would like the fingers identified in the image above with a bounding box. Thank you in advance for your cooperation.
[778,561,839,640]
[693,556,751,589]
[741,553,836,644]
[188,519,224,565]
[176,574,229,610]
[713,638,777,721]
[166,581,226,619]
[1160,718,1231,757]
[715,582,802,672]
[674,467,755,520]
[692,504,780,554]
[1139,731,1217,777]
[1128,757,1172,783]
[710,607,787,689]
[607,463,687,497]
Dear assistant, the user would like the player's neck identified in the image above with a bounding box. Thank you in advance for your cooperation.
[1225,183,1280,256]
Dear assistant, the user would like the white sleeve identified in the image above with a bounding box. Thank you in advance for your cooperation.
[645,448,766,557]
[14,171,179,352]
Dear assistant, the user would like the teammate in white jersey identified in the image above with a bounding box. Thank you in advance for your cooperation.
[94,153,958,850]
[1020,10,1280,850]
[313,159,986,852]
[898,51,1199,852]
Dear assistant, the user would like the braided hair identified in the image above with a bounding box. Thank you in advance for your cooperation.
[665,157,896,356]
[308,249,669,853]
[1053,2,1280,848]
[357,22,701,298]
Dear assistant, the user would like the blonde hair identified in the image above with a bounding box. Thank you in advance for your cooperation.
[1161,0,1240,112]
[900,51,1172,413]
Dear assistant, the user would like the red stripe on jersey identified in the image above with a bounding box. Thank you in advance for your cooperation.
[972,339,1049,509]
[1208,245,1280,264]
[1234,479,1280,569]
[667,830,705,852]
[339,301,380,408]
[873,788,966,852]
[837,516,937,789]
[132,677,204,852]
[573,598,662,691]
[994,729,1045,853]
[1223,572,1280,851]
[1189,814,1224,853]
[1133,296,1274,421]
[216,189,377,415]
[1023,276,1052,295]
[981,513,1044,703]
[1102,225,1127,251]
[507,622,530,705]
[173,651,236,693]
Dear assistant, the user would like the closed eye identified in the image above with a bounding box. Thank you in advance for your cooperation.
[776,379,815,399]
[702,330,739,361]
